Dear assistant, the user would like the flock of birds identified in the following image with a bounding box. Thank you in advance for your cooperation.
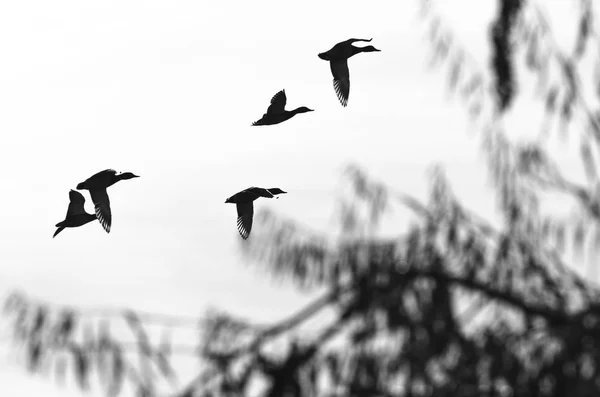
[53,38,381,240]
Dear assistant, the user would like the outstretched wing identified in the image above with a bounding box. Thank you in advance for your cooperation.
[89,169,117,182]
[256,188,275,198]
[79,169,117,189]
[66,190,87,217]
[235,202,254,240]
[244,186,274,199]
[344,38,372,45]
[330,61,350,107]
[266,90,286,115]
[90,189,112,233]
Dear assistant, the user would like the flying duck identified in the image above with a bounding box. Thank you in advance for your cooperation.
[318,38,381,107]
[251,90,313,126]
[76,169,139,233]
[225,187,287,239]
[53,190,98,238]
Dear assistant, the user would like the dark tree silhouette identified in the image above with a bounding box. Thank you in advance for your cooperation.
[5,0,600,396]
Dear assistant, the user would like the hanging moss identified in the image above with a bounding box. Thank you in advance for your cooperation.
[490,0,523,113]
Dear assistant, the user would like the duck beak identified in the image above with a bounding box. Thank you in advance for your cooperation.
[132,174,140,178]
[318,53,327,60]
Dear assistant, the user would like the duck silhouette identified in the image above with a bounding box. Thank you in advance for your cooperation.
[251,90,313,126]
[318,38,381,107]
[53,190,98,238]
[76,169,139,233]
[225,187,287,239]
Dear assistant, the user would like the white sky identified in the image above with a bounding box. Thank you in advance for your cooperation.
[0,0,589,396]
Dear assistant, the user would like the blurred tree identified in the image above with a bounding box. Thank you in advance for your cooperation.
[5,0,600,396]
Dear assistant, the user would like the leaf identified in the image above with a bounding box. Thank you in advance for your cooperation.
[13,306,30,339]
[555,223,566,253]
[562,61,578,94]
[2,291,26,314]
[305,362,319,394]
[574,10,590,59]
[155,349,178,385]
[96,320,112,379]
[30,306,47,338]
[545,87,559,113]
[541,217,552,241]
[572,221,587,259]
[26,338,43,372]
[124,310,154,357]
[588,114,600,143]
[124,310,142,330]
[460,75,482,101]
[526,32,539,70]
[72,346,90,390]
[54,310,77,345]
[446,222,457,249]
[580,139,598,182]
[325,353,340,385]
[495,236,511,264]
[448,56,463,91]
[108,347,125,397]
[436,35,451,63]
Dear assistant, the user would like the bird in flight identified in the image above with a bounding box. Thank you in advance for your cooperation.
[318,38,381,107]
[251,89,313,126]
[225,187,287,239]
[76,169,139,233]
[53,190,98,238]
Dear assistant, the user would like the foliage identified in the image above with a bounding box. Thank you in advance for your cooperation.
[5,0,600,396]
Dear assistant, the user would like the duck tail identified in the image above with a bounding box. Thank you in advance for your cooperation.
[53,226,66,238]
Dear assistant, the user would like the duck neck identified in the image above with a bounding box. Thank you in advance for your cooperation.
[350,46,365,57]
[106,174,123,187]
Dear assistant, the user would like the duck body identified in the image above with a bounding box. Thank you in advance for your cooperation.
[318,38,380,107]
[252,111,304,126]
[53,190,97,238]
[76,169,139,233]
[252,90,313,126]
[76,169,139,190]
[225,187,287,239]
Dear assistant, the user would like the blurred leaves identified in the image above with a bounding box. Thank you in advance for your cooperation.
[0,293,196,397]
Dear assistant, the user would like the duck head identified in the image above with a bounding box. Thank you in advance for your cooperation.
[268,188,287,195]
[118,172,140,180]
[294,107,314,114]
